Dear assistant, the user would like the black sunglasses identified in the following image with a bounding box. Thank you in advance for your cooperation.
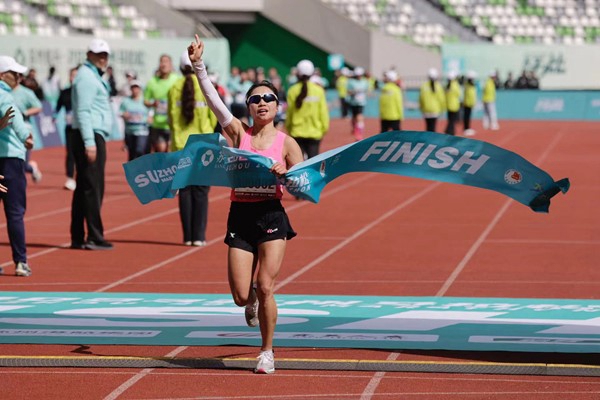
[246,93,278,105]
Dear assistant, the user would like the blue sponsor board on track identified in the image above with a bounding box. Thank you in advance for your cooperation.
[1,292,599,353]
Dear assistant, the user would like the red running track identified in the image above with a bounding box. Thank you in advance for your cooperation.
[0,118,599,399]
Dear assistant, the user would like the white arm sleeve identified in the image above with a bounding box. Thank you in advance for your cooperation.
[193,60,234,128]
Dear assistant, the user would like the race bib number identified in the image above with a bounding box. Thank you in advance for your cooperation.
[234,185,277,199]
[155,100,168,116]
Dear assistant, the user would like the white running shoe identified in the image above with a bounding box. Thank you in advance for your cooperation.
[15,262,32,277]
[192,240,206,247]
[32,168,42,183]
[64,178,76,191]
[464,129,476,136]
[245,284,259,328]
[254,350,275,374]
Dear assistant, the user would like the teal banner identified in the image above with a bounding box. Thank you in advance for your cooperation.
[1,292,599,353]
[123,131,569,212]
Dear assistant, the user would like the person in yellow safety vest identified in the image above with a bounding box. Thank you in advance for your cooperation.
[444,70,461,136]
[482,70,499,130]
[462,70,477,136]
[286,59,329,160]
[418,67,446,133]
[379,70,403,132]
[168,50,217,247]
[335,67,349,119]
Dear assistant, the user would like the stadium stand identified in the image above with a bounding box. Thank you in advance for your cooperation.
[321,0,484,49]
[1,0,219,39]
[321,0,600,47]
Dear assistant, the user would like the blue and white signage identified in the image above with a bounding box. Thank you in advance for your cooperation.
[1,292,599,353]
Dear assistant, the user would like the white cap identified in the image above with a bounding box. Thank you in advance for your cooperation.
[296,59,314,77]
[428,68,439,79]
[447,70,458,80]
[0,56,27,74]
[466,70,476,79]
[340,67,350,76]
[88,38,111,54]
[180,50,192,70]
[353,67,365,76]
[489,70,497,77]
[129,80,142,88]
[384,70,398,81]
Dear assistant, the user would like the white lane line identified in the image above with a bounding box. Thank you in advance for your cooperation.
[104,390,600,400]
[98,174,376,399]
[0,193,229,268]
[95,175,376,293]
[360,352,399,400]
[487,239,599,245]
[102,346,187,400]
[0,194,130,229]
[275,183,440,291]
[358,128,550,400]
[436,130,565,297]
[5,279,600,288]
[436,199,512,297]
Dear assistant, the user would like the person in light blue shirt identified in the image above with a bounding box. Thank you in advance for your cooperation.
[70,38,114,251]
[120,80,150,161]
[346,67,370,141]
[12,80,43,183]
[0,55,34,277]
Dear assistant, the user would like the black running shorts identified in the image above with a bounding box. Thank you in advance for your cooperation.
[224,200,297,254]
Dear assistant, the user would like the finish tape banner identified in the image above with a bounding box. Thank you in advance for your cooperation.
[1,292,599,353]
[123,131,569,212]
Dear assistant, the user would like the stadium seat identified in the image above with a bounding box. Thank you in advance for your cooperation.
[10,0,166,39]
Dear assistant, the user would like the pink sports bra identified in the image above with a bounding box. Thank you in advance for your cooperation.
[230,128,287,202]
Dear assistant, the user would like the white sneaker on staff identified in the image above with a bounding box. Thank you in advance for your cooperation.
[15,262,32,277]
[64,178,76,191]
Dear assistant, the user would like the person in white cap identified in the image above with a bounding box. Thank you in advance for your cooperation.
[444,70,461,135]
[0,55,35,276]
[167,50,217,247]
[379,69,403,132]
[70,38,114,250]
[462,70,477,136]
[144,54,179,153]
[346,66,369,140]
[418,67,446,132]
[285,59,329,161]
[188,34,304,375]
[483,70,499,130]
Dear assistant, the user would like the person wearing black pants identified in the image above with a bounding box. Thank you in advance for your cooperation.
[444,71,461,136]
[0,55,35,276]
[55,67,78,191]
[462,71,477,136]
[167,51,217,247]
[179,185,209,245]
[70,131,106,249]
[0,158,29,274]
[70,39,114,250]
